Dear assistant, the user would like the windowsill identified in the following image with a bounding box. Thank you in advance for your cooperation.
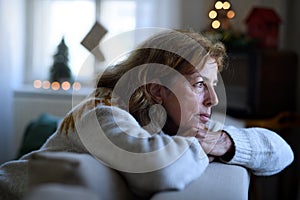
[14,84,93,99]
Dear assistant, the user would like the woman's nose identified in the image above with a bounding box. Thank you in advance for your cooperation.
[204,86,218,107]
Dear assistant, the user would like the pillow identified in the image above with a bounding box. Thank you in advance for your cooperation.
[27,151,134,200]
[23,184,99,200]
[17,113,61,158]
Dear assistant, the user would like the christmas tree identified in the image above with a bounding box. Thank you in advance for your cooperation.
[49,37,73,83]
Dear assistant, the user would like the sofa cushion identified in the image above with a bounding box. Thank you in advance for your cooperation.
[23,184,99,200]
[27,151,134,200]
[17,113,61,158]
[26,152,249,200]
[151,162,250,200]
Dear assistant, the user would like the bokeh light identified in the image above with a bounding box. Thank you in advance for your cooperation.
[72,82,81,91]
[33,80,42,88]
[209,10,218,19]
[51,81,60,90]
[215,1,223,9]
[61,81,71,90]
[212,20,221,29]
[42,80,51,89]
[227,10,235,19]
[223,1,231,9]
[33,79,82,92]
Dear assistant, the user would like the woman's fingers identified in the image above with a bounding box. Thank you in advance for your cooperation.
[178,127,231,158]
[200,131,233,157]
[198,130,220,152]
[208,156,215,162]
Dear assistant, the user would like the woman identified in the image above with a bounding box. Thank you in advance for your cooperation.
[0,30,294,199]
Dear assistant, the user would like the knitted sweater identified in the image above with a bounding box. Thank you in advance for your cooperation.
[0,88,294,199]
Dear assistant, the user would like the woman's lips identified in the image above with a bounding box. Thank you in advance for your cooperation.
[199,113,210,123]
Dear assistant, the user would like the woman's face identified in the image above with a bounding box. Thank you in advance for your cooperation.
[162,57,219,134]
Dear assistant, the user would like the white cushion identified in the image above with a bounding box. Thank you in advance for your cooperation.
[25,152,249,200]
[27,151,134,200]
[23,184,99,200]
[151,162,250,200]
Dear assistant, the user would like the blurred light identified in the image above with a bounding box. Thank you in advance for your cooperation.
[51,81,60,90]
[61,81,71,90]
[72,82,81,91]
[42,80,51,89]
[33,80,42,88]
[215,1,223,9]
[227,10,235,19]
[223,1,231,9]
[209,10,218,19]
[212,20,221,29]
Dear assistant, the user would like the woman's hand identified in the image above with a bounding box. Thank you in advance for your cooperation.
[196,129,234,162]
[177,127,234,162]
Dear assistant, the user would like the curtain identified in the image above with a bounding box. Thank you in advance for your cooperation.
[0,0,24,164]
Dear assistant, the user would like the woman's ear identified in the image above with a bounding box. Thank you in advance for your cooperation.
[147,82,165,104]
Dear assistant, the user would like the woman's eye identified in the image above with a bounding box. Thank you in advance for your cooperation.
[193,81,205,88]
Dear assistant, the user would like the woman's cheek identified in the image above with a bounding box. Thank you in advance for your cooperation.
[180,104,198,126]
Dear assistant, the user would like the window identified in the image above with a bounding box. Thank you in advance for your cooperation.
[25,0,180,87]
[25,0,136,85]
[100,0,136,39]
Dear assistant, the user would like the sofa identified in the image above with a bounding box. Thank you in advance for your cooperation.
[21,151,250,200]
[16,113,250,200]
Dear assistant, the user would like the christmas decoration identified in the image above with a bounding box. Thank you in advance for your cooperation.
[208,1,235,30]
[245,7,281,49]
[81,21,107,61]
[204,1,257,50]
[49,37,73,83]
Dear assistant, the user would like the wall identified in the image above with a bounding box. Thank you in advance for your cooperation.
[285,1,300,199]
[180,0,211,31]
[286,0,300,112]
[13,87,90,157]
[0,0,25,164]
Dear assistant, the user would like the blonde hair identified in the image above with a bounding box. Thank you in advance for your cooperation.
[96,30,227,127]
[59,30,227,135]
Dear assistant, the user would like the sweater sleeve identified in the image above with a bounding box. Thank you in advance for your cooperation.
[76,105,209,197]
[222,125,294,176]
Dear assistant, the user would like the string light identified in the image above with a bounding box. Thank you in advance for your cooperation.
[33,80,81,91]
[215,1,223,9]
[42,81,51,89]
[61,81,71,90]
[209,10,218,19]
[209,1,235,29]
[212,20,221,29]
[33,80,42,89]
[227,10,235,19]
[51,81,60,91]
[223,1,231,9]
[72,82,81,91]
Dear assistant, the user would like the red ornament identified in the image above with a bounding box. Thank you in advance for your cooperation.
[245,7,281,49]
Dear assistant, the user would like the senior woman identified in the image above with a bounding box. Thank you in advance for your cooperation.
[0,30,294,199]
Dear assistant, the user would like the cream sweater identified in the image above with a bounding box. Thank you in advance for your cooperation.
[0,104,294,199]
